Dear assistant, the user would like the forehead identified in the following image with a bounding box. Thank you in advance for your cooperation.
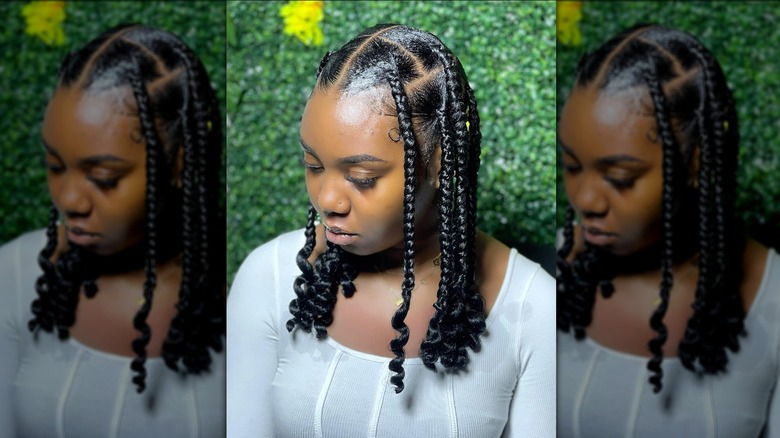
[559,86,661,162]
[299,88,400,159]
[42,86,143,159]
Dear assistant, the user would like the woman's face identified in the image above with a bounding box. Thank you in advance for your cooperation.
[559,86,665,256]
[42,86,148,256]
[299,88,439,256]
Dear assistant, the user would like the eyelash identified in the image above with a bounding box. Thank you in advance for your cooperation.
[89,177,119,189]
[606,177,635,190]
[345,174,377,189]
[300,159,377,189]
[46,164,119,190]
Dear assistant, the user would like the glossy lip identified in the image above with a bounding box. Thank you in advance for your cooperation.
[66,225,101,247]
[323,223,358,246]
[583,226,618,247]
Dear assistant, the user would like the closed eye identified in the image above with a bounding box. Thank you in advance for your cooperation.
[605,177,635,190]
[345,174,377,189]
[89,177,119,189]
[300,158,323,173]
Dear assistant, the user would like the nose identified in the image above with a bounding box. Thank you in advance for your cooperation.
[317,174,350,216]
[570,179,608,218]
[56,176,92,218]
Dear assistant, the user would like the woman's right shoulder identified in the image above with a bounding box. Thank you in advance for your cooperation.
[0,229,47,266]
[230,229,307,295]
[237,228,308,268]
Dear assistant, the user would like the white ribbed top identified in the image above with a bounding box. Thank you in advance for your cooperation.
[0,230,226,437]
[227,229,555,437]
[557,248,780,438]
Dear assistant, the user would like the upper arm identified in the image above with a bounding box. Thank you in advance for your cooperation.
[0,238,25,437]
[227,241,282,438]
[503,266,556,437]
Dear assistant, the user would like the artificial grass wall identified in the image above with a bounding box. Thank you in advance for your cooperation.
[556,1,780,247]
[0,1,226,243]
[227,1,556,282]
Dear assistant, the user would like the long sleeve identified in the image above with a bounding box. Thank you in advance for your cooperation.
[0,236,27,438]
[227,238,282,438]
[502,266,556,437]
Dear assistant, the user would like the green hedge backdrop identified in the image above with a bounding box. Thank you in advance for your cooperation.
[0,1,226,242]
[556,1,780,248]
[227,1,557,283]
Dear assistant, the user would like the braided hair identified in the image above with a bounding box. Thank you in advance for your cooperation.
[557,24,744,392]
[285,24,484,393]
[28,24,225,393]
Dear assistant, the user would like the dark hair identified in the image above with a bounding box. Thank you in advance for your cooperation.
[285,24,484,393]
[557,24,744,392]
[28,24,225,393]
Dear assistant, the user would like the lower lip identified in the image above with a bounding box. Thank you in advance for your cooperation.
[67,229,101,247]
[584,229,617,246]
[325,228,358,246]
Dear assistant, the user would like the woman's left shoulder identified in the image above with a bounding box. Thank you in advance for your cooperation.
[476,232,553,317]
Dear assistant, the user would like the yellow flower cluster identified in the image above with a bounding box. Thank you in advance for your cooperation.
[280,0,324,47]
[21,1,67,47]
[557,1,583,47]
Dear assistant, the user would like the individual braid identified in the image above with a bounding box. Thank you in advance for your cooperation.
[286,205,321,332]
[431,44,484,370]
[645,72,676,393]
[678,42,745,373]
[129,71,159,393]
[29,206,63,335]
[419,106,455,370]
[386,59,418,393]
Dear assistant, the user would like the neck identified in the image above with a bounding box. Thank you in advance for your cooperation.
[71,229,182,277]
[354,233,441,274]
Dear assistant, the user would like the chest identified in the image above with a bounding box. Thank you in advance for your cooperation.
[587,274,697,357]
[69,274,179,357]
[326,274,438,358]
[271,333,517,438]
[13,335,226,438]
[557,332,777,438]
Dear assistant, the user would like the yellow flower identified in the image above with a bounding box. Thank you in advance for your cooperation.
[21,1,66,47]
[280,0,324,47]
[557,1,582,47]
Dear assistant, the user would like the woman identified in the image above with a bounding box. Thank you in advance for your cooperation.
[557,24,778,436]
[228,24,555,437]
[0,24,225,436]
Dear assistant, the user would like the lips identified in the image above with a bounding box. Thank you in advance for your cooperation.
[324,223,358,246]
[583,226,617,247]
[66,225,101,247]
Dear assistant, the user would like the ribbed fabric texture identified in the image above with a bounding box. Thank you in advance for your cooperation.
[227,229,556,437]
[557,249,780,438]
[0,230,226,437]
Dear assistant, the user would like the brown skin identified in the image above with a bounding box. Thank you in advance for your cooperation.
[300,88,509,358]
[42,86,181,357]
[560,85,767,357]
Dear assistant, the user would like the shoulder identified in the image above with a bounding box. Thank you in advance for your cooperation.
[0,229,47,280]
[740,239,774,312]
[234,229,307,274]
[228,229,306,306]
[0,229,47,260]
[477,231,554,318]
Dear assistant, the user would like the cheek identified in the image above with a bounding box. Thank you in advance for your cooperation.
[99,177,147,236]
[305,174,318,204]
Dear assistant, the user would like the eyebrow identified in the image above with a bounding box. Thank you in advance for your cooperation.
[558,141,647,166]
[42,138,130,166]
[300,137,388,165]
